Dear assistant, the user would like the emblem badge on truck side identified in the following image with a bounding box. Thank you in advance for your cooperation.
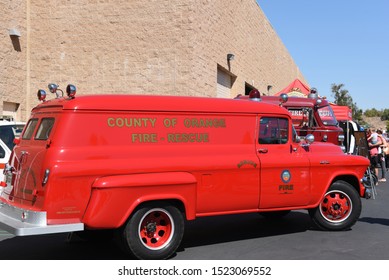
[281,170,291,183]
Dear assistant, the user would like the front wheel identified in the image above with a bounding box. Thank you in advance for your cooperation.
[309,180,361,231]
[116,202,184,260]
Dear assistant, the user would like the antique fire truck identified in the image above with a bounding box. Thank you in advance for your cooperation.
[0,84,371,259]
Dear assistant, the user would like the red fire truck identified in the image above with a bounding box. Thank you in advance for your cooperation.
[0,84,370,259]
[237,90,345,151]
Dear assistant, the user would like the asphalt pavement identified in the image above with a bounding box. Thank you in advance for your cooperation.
[174,178,389,260]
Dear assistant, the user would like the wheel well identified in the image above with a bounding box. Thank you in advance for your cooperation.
[131,199,186,220]
[331,175,360,192]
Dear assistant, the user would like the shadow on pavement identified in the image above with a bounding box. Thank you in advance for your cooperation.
[0,211,312,260]
[0,233,132,260]
[179,211,312,250]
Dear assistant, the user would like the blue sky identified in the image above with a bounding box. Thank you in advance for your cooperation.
[257,0,389,111]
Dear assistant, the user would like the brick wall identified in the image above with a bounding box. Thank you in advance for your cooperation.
[191,0,305,97]
[1,0,306,121]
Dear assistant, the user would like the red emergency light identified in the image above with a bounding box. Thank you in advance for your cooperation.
[248,89,261,100]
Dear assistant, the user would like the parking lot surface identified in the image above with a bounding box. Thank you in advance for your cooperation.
[0,178,388,260]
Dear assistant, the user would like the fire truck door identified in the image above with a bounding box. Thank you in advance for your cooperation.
[256,116,311,209]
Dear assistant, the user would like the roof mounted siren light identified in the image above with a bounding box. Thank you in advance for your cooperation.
[308,87,318,99]
[66,84,76,99]
[37,89,47,102]
[48,83,63,98]
[248,89,261,101]
[279,93,288,106]
[308,87,322,106]
[37,83,76,101]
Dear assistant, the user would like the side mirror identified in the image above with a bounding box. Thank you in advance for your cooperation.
[305,134,315,144]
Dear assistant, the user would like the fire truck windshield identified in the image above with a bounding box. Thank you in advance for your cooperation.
[317,105,338,126]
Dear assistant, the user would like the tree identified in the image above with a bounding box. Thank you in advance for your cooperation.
[331,83,351,106]
[381,109,389,121]
[364,108,381,117]
[331,83,362,122]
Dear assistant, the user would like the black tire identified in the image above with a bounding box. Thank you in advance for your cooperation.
[116,202,184,260]
[308,180,361,231]
[260,210,291,219]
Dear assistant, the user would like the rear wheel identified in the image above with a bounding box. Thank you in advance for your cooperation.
[116,202,184,260]
[309,180,361,231]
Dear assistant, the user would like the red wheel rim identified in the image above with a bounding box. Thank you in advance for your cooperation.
[319,190,352,223]
[138,208,174,250]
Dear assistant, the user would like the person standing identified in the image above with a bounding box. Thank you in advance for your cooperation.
[368,128,379,145]
[377,129,389,173]
[369,128,386,182]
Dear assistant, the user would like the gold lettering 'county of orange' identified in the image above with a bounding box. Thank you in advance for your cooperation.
[107,118,157,128]
[107,117,226,129]
[183,118,226,128]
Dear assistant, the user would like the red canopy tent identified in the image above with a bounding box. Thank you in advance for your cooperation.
[275,79,352,121]
[330,103,352,121]
[275,78,310,97]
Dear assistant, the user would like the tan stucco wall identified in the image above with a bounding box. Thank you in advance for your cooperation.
[1,0,306,121]
[0,0,28,120]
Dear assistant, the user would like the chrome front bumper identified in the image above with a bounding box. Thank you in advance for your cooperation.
[0,201,84,236]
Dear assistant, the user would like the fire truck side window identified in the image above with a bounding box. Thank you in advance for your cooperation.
[259,117,289,144]
[35,118,55,140]
[22,119,39,140]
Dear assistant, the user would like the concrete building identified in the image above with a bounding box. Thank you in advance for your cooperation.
[1,0,306,121]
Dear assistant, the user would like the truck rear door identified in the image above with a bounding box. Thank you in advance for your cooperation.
[2,117,55,207]
[256,115,311,209]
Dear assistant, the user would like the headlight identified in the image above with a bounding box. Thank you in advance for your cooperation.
[338,134,345,143]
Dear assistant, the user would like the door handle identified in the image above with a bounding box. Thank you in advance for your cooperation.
[257,148,268,153]
[20,151,29,166]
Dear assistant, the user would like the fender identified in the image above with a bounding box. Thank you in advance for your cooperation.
[309,171,363,208]
[82,172,198,228]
